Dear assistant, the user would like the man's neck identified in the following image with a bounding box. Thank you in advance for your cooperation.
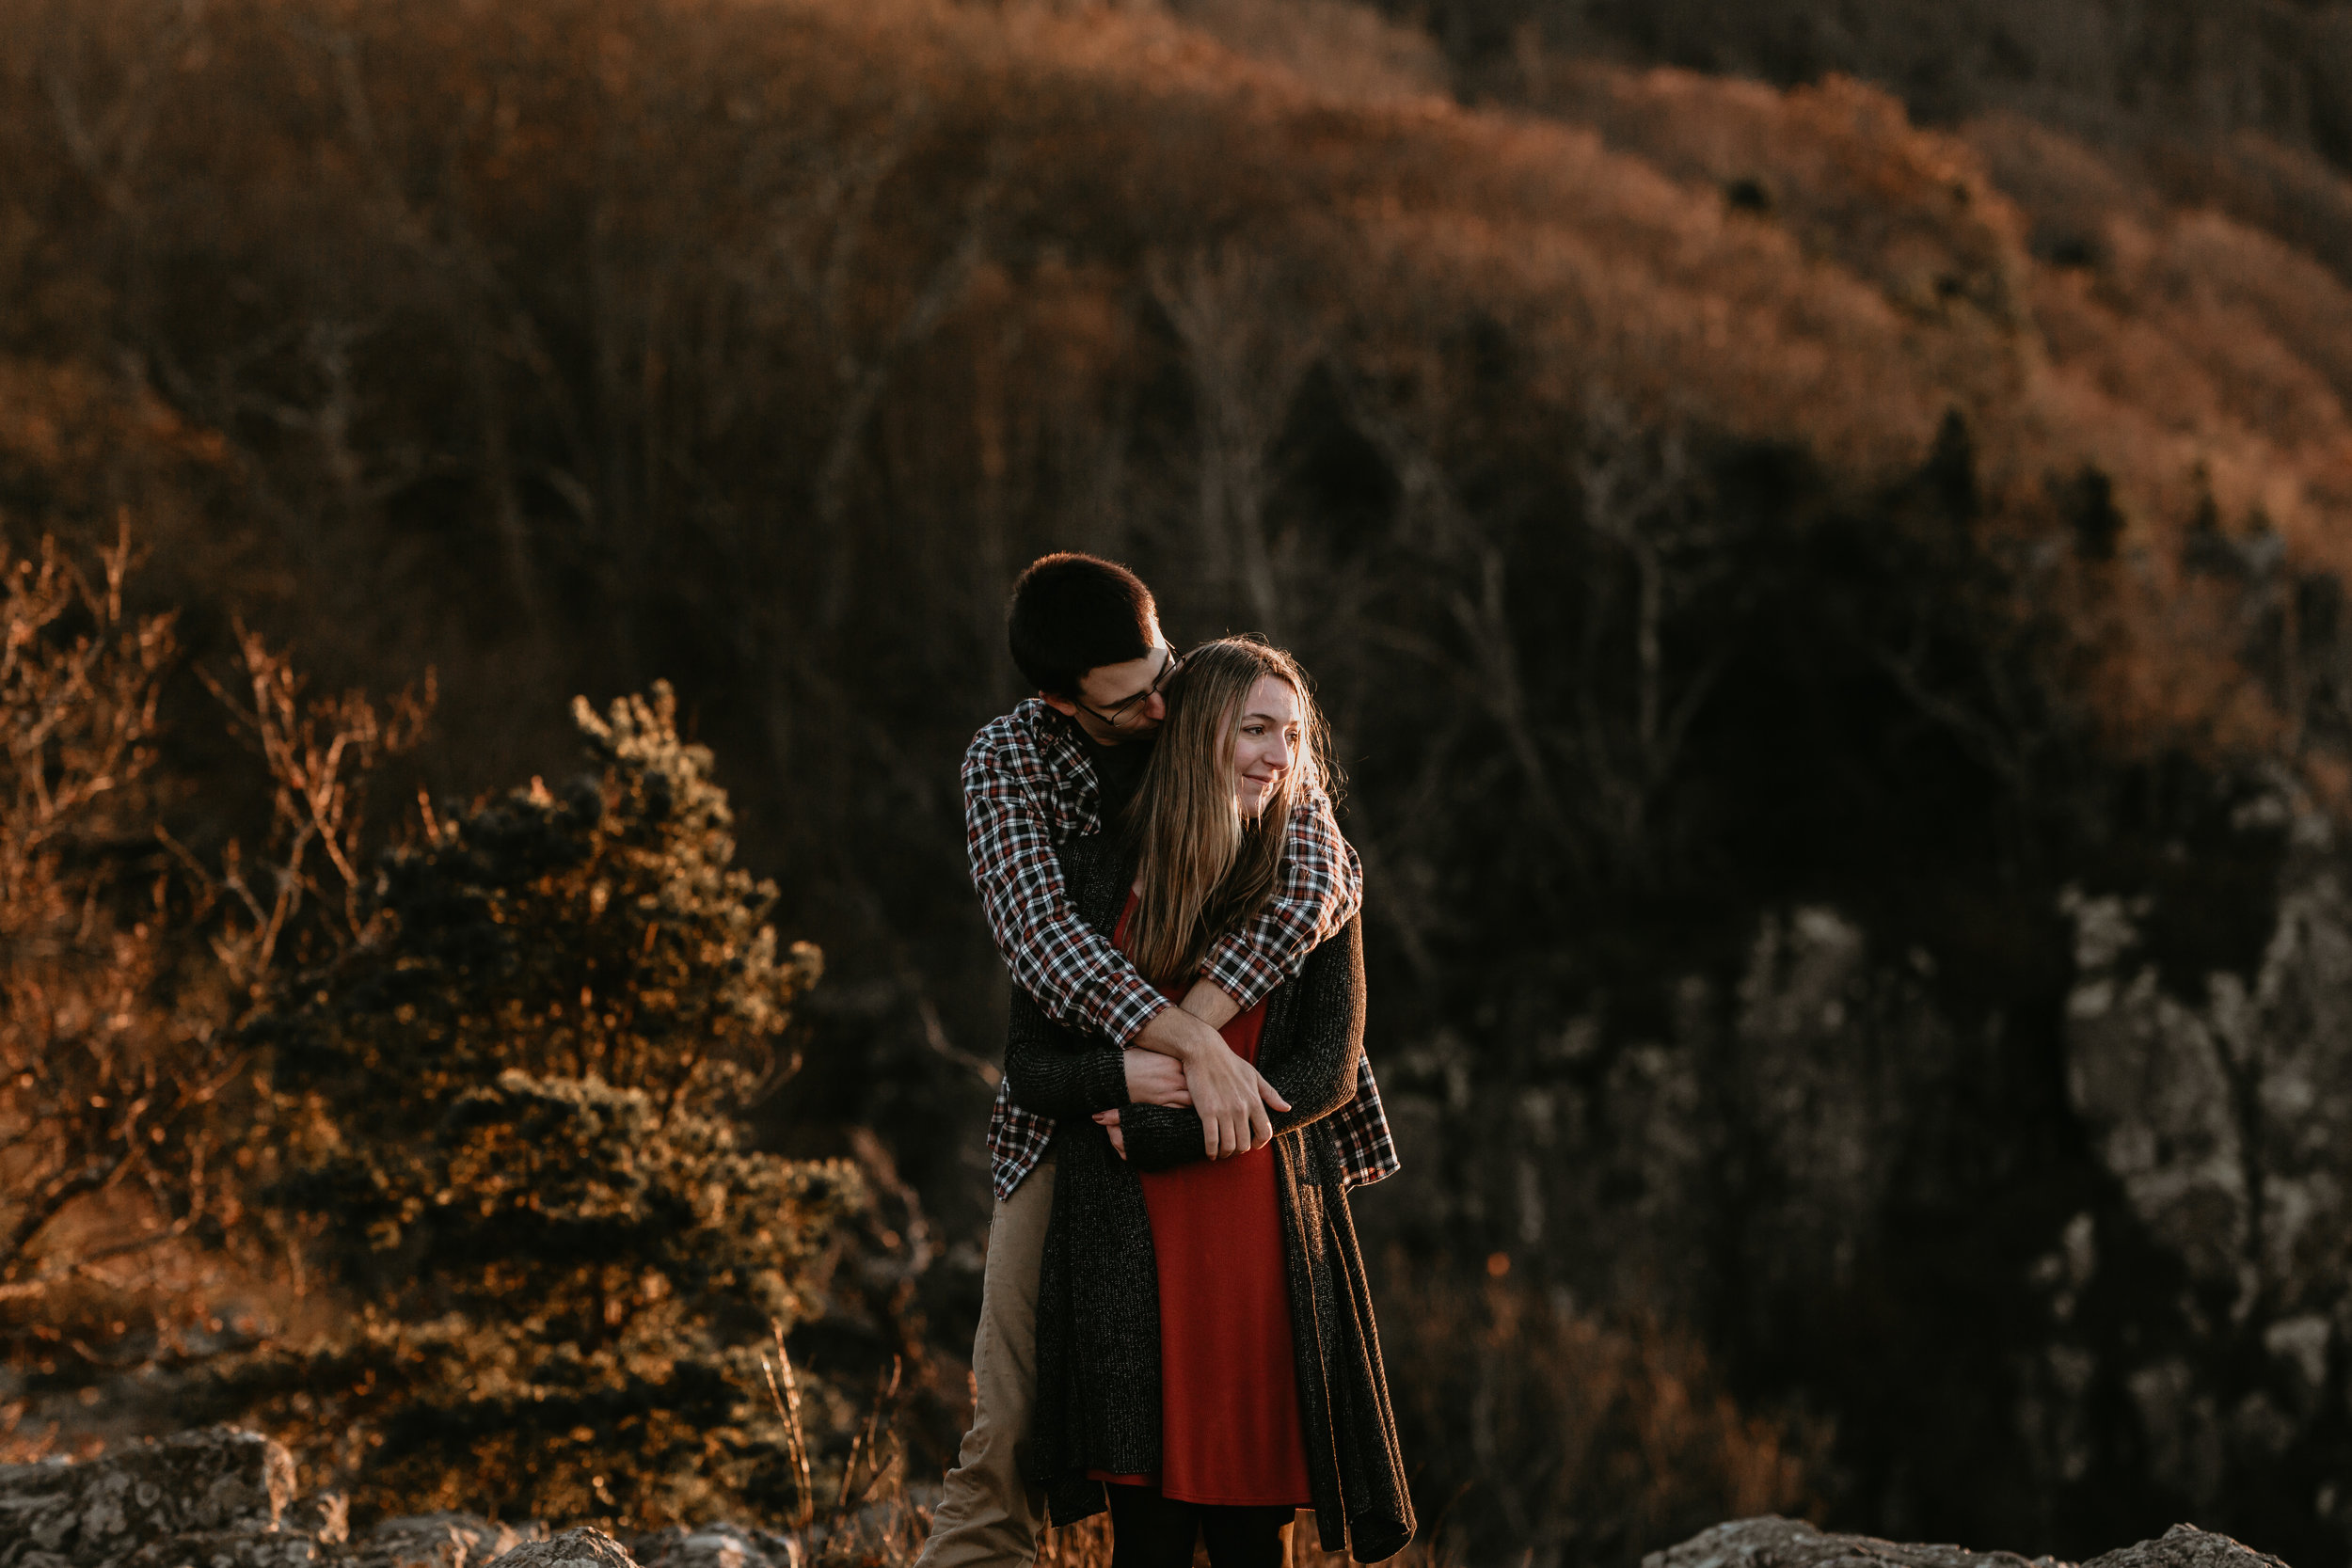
[1044,702,1136,750]
[1077,720,1153,821]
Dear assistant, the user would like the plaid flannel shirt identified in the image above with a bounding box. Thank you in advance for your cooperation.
[965,698,1401,1201]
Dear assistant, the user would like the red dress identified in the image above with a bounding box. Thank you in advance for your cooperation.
[1090,892,1313,1508]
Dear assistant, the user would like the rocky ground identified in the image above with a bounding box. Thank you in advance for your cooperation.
[0,1427,2297,1568]
[0,1429,845,1568]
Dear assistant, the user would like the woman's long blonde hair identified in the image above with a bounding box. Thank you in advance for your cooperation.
[1121,638,1331,985]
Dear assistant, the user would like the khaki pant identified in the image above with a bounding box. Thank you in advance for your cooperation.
[917,1155,1057,1568]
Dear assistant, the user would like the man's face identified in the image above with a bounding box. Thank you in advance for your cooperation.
[1041,636,1174,745]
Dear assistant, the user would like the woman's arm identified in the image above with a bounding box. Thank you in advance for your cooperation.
[1002,987,1132,1122]
[1120,916,1366,1173]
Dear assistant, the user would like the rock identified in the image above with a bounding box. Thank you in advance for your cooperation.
[2082,1525,2293,1568]
[2058,839,2352,1508]
[1645,1518,2292,1568]
[282,1496,349,1547]
[1644,1517,2063,1568]
[114,1532,331,1568]
[349,1515,541,1568]
[0,1430,295,1568]
[8,1428,2299,1568]
[628,1526,794,1568]
[480,1531,639,1568]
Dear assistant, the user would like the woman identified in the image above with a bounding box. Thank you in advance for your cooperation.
[1005,638,1414,1568]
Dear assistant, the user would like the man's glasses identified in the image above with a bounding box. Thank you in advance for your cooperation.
[1077,646,1185,726]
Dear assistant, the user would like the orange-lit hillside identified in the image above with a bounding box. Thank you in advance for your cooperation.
[6,0,2342,779]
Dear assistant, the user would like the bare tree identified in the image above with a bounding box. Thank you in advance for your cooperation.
[1150,245,1321,641]
[1571,396,1726,888]
[0,532,427,1321]
[0,533,189,1306]
[189,621,434,987]
[1341,368,1598,888]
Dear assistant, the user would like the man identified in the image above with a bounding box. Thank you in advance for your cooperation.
[918,552,1398,1568]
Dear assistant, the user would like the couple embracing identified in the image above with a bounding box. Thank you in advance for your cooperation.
[922,554,1413,1568]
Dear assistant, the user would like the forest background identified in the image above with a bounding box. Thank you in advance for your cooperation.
[10,0,2352,1563]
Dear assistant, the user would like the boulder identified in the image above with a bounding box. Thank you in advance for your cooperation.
[1645,1517,2059,1568]
[2083,1526,2294,1568]
[0,1430,294,1568]
[478,1531,639,1568]
[346,1515,541,1568]
[628,1526,795,1568]
[1644,1518,2289,1568]
[114,1533,332,1568]
[0,1434,552,1568]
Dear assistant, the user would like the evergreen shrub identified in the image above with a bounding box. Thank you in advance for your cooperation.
[227,684,860,1526]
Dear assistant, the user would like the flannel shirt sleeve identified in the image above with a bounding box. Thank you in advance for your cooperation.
[1197,785,1363,1011]
[1333,1054,1401,1189]
[963,727,1168,1048]
[987,1080,1057,1202]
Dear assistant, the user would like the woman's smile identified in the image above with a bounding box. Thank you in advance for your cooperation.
[1232,675,1303,819]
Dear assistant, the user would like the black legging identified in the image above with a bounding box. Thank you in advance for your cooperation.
[1105,1482,1292,1568]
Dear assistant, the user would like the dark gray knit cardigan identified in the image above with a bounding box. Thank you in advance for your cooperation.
[1004,835,1414,1564]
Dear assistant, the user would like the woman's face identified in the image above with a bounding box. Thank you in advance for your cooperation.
[1231,674,1304,821]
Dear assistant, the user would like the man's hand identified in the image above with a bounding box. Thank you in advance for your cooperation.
[1123,1050,1192,1108]
[1178,983,1291,1145]
[1137,1004,1289,1159]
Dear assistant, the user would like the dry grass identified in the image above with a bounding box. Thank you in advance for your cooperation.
[733,1253,1765,1568]
[752,1261,1817,1568]
[1371,1265,1825,1566]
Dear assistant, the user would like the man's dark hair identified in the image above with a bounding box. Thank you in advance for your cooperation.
[1008,552,1158,696]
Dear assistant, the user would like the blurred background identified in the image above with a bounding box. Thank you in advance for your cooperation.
[8,0,2352,1562]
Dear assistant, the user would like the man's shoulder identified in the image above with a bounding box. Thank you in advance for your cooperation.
[965,699,1072,771]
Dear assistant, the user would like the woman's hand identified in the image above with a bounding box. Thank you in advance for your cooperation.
[1093,1108,1128,1159]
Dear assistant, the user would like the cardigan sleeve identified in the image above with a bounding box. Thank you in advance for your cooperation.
[1002,990,1134,1122]
[1121,916,1366,1174]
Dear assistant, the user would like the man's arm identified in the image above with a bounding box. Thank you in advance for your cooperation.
[963,724,1281,1157]
[1194,786,1363,1014]
[963,728,1168,1047]
[1121,916,1367,1174]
